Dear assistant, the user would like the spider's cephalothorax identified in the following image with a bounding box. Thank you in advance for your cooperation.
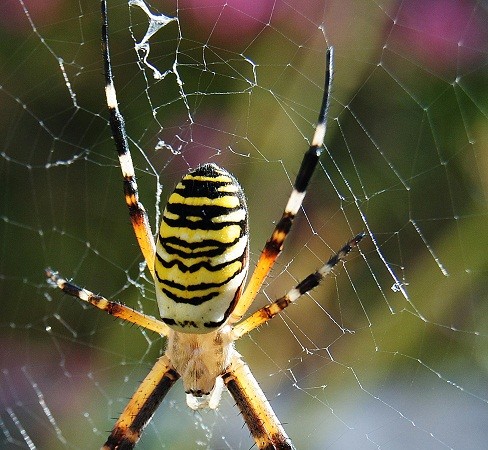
[155,163,249,333]
[45,1,365,449]
[165,324,234,410]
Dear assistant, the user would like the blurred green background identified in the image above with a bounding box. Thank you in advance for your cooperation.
[1,0,488,448]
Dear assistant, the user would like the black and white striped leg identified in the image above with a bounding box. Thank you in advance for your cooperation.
[230,47,335,324]
[101,0,156,277]
[46,269,170,336]
[232,232,364,339]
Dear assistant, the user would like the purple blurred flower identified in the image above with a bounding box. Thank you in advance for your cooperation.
[0,0,63,33]
[394,0,488,71]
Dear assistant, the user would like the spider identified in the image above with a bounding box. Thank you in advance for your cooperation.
[46,1,364,448]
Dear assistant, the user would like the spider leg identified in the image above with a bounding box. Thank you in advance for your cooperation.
[232,233,364,339]
[102,355,180,450]
[229,48,334,324]
[222,353,294,450]
[46,269,170,336]
[101,0,156,278]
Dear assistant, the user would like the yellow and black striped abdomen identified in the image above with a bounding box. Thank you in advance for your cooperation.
[155,163,249,333]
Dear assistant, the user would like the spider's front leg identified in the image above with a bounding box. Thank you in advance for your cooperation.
[222,354,294,450]
[229,47,335,325]
[101,0,156,279]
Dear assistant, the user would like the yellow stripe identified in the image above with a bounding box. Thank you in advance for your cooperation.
[169,193,240,208]
[163,210,180,221]
[217,184,239,193]
[160,261,243,289]
[184,174,234,183]
[163,242,218,254]
[160,224,242,244]
[211,209,246,223]
[156,235,247,265]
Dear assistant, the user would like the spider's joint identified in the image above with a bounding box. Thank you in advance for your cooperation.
[119,152,136,179]
[105,82,118,109]
[284,189,306,216]
[312,122,326,147]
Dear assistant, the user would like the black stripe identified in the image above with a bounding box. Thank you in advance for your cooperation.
[203,316,228,329]
[175,179,236,199]
[274,212,293,235]
[161,317,198,329]
[103,435,136,450]
[295,271,322,295]
[156,251,245,273]
[189,163,235,179]
[318,47,333,125]
[58,279,83,298]
[293,48,333,193]
[159,243,226,259]
[123,177,138,198]
[166,201,242,220]
[159,233,243,252]
[162,214,246,231]
[294,146,321,193]
[156,265,243,292]
[129,367,179,435]
[108,108,131,158]
[161,287,219,305]
[262,212,293,255]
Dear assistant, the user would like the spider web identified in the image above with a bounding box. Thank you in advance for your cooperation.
[1,0,488,448]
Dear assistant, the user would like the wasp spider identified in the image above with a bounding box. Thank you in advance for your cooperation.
[47,1,364,448]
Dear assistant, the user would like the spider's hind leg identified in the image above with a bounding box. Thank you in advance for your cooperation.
[222,354,294,450]
[102,356,180,450]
